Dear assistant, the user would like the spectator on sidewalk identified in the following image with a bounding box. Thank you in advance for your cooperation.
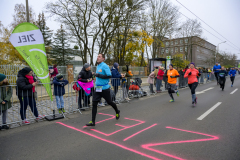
[53,74,69,113]
[153,67,159,88]
[77,63,94,110]
[0,74,12,130]
[122,65,133,94]
[156,66,164,92]
[50,64,59,80]
[16,67,44,125]
[111,62,122,102]
[148,71,155,94]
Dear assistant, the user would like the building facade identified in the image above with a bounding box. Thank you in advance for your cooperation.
[153,36,216,68]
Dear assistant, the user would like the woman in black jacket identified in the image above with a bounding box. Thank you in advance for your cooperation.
[16,67,43,124]
[77,63,93,110]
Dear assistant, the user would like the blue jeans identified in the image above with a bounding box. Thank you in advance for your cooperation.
[156,79,162,91]
[56,96,64,109]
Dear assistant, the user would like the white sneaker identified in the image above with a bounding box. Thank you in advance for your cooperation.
[36,115,45,120]
[98,103,105,107]
[22,120,30,124]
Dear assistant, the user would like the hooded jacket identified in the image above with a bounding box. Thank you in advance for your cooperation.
[16,70,36,97]
[77,66,93,82]
[53,77,68,96]
[0,82,12,111]
[111,67,122,86]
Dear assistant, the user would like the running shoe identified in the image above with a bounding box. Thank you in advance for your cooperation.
[22,120,30,124]
[231,85,233,87]
[169,99,175,102]
[176,90,180,97]
[86,121,95,126]
[58,109,62,114]
[36,115,45,120]
[62,108,66,113]
[116,110,120,120]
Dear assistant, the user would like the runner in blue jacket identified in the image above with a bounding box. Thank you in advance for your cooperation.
[213,62,221,85]
[229,67,237,87]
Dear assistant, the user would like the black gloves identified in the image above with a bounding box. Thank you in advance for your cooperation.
[188,72,192,75]
[198,73,201,76]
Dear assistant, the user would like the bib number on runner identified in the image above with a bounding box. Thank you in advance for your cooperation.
[96,86,103,92]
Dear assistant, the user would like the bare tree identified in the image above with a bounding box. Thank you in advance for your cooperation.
[149,0,180,58]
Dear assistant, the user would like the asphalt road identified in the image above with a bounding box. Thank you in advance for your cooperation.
[0,76,240,160]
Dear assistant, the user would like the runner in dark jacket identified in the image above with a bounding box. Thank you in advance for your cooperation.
[218,66,228,91]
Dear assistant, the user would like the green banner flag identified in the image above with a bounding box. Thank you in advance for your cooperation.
[9,22,53,101]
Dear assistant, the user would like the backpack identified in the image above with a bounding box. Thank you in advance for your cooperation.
[49,67,55,75]
[73,82,81,91]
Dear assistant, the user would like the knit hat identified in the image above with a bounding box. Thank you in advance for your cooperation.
[113,62,119,69]
[56,74,63,80]
[83,63,90,69]
[190,62,195,66]
[20,67,32,76]
[0,73,6,82]
[169,64,173,67]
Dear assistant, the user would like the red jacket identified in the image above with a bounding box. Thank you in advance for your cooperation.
[51,68,59,78]
[157,70,164,80]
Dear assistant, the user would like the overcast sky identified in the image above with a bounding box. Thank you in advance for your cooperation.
[1,0,240,59]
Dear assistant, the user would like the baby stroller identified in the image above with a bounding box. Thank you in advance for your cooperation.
[128,78,147,98]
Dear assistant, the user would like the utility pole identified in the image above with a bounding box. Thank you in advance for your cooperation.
[26,0,30,22]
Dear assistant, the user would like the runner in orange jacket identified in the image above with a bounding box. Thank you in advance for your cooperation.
[184,62,201,107]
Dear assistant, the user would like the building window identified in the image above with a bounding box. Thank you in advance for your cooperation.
[166,48,169,54]
[171,41,173,45]
[185,47,188,52]
[180,40,183,44]
[166,42,169,46]
[185,39,188,43]
[171,48,174,54]
[175,40,178,45]
[180,47,183,52]
[175,47,178,53]
[161,48,165,54]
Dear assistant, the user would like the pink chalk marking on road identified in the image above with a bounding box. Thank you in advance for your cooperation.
[57,122,161,160]
[115,124,128,128]
[141,126,219,160]
[123,124,158,141]
[91,117,145,136]
[82,113,115,128]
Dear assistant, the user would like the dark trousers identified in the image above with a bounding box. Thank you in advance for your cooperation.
[78,90,91,108]
[91,89,119,123]
[113,86,119,101]
[230,77,235,85]
[18,96,38,120]
[188,82,198,95]
[214,73,219,82]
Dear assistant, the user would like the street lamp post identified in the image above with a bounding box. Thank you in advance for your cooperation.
[215,41,226,64]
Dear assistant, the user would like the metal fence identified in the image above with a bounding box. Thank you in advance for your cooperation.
[0,72,220,129]
[0,65,68,85]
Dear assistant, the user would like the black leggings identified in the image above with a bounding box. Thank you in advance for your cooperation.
[214,73,219,82]
[168,84,176,100]
[230,77,235,85]
[92,89,119,123]
[188,82,198,95]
